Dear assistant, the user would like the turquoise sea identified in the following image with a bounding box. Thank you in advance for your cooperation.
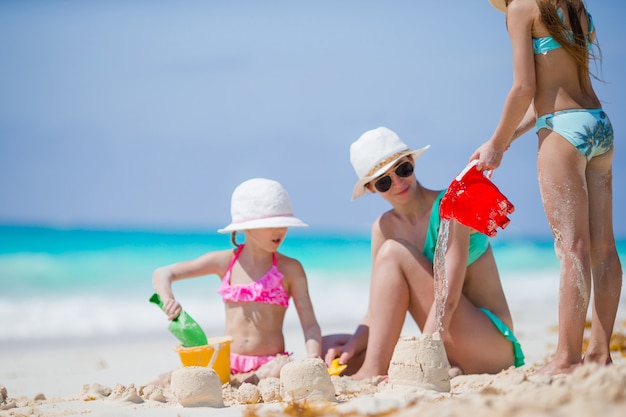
[1,225,624,344]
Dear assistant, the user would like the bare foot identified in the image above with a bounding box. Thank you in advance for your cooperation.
[230,371,259,386]
[536,359,581,376]
[230,354,293,386]
[351,368,387,381]
[255,354,292,379]
[350,373,388,386]
[583,352,613,366]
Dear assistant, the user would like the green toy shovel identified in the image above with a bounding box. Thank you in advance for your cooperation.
[149,293,208,347]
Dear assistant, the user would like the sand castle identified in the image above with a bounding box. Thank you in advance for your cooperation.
[279,358,336,403]
[387,333,451,392]
[170,366,224,407]
[163,336,451,409]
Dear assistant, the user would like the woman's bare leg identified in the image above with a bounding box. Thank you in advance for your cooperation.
[584,148,622,365]
[443,296,516,374]
[353,239,515,378]
[536,132,592,375]
[441,250,516,374]
[352,239,432,379]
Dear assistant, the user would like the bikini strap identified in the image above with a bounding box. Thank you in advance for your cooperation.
[227,244,244,271]
[229,244,277,269]
[587,11,594,35]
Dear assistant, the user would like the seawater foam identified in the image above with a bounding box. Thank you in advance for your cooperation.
[0,270,564,343]
[0,296,226,342]
[0,271,371,343]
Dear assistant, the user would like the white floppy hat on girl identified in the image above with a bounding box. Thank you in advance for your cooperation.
[218,178,308,233]
[350,127,430,200]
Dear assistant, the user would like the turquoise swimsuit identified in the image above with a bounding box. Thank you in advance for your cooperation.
[533,8,612,160]
[423,190,489,265]
[533,9,594,55]
[536,109,613,160]
[481,308,525,367]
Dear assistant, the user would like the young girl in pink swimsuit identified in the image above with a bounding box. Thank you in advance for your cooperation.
[152,178,322,384]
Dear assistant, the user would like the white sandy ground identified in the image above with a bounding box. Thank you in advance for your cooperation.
[1,277,626,416]
[1,342,625,417]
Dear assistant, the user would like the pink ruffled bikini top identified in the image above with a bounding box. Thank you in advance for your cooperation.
[217,245,289,307]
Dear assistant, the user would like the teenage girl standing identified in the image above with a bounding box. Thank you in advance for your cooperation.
[471,0,622,375]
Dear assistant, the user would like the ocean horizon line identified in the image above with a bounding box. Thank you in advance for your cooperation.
[0,221,572,243]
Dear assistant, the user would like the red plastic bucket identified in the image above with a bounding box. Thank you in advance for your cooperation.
[440,161,514,237]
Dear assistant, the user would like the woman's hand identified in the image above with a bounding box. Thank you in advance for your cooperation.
[324,335,357,368]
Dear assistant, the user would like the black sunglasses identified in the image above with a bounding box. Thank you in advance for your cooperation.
[372,161,414,193]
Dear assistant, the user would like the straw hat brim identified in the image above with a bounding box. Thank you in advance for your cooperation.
[351,145,430,200]
[489,0,507,12]
[218,216,308,233]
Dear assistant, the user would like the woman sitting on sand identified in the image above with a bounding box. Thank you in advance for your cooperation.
[153,178,322,384]
[323,127,524,378]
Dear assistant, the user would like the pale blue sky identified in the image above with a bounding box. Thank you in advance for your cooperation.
[1,0,625,238]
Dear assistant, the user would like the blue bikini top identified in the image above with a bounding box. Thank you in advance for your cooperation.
[533,9,594,55]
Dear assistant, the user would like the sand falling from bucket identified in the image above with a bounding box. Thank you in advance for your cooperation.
[433,219,450,333]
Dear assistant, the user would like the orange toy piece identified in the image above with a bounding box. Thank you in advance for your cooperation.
[327,358,347,376]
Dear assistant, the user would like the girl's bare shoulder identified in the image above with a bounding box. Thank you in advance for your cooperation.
[508,0,539,13]
[506,0,540,24]
[275,252,306,278]
[193,247,236,272]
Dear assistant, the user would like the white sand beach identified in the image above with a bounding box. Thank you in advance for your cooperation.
[2,334,625,417]
[2,274,626,417]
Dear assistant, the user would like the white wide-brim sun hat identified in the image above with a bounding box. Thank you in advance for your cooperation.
[489,0,507,12]
[350,127,430,200]
[218,178,308,233]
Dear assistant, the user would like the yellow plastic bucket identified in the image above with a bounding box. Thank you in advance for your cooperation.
[175,335,233,384]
